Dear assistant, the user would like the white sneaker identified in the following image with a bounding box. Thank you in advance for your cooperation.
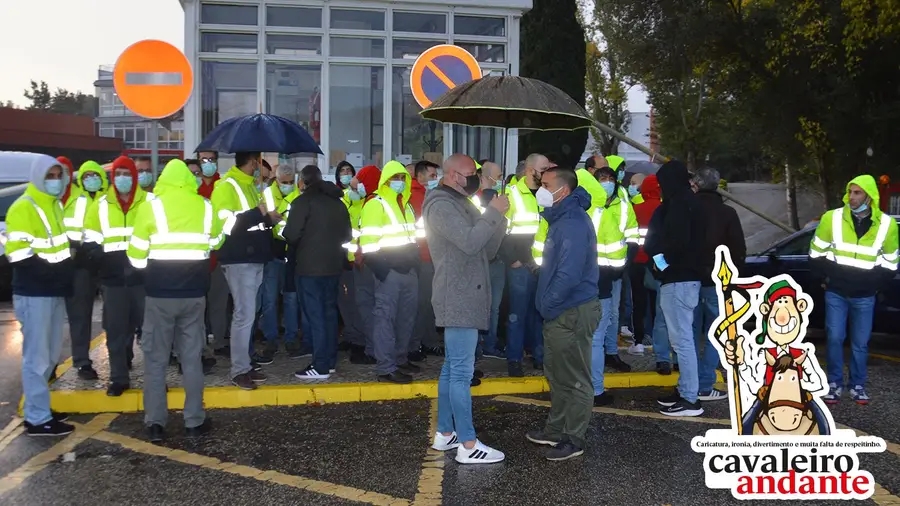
[627,344,645,355]
[620,326,634,338]
[455,440,505,464]
[432,431,460,451]
[294,365,330,380]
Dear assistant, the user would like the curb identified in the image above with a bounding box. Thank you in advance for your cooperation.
[50,372,686,414]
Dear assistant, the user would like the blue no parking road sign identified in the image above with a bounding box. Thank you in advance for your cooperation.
[410,44,483,108]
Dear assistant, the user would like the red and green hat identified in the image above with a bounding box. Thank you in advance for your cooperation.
[757,280,798,344]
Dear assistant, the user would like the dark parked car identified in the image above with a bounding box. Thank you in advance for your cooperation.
[742,217,900,332]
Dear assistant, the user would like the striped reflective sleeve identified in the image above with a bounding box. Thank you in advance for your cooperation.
[127,204,154,268]
[7,246,34,263]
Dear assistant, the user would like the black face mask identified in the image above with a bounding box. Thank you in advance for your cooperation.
[462,174,481,195]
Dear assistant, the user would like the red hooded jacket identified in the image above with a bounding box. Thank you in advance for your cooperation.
[356,165,381,203]
[111,156,138,214]
[408,178,432,263]
[198,172,220,200]
[633,174,661,264]
[57,156,74,204]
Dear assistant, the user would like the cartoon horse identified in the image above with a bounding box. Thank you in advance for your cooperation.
[740,354,831,436]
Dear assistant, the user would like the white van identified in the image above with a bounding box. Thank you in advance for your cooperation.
[0,166,32,300]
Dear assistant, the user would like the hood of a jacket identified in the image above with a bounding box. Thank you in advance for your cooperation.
[606,155,625,172]
[377,160,412,205]
[57,156,76,203]
[576,168,607,208]
[640,174,661,201]
[304,179,344,199]
[107,156,139,207]
[542,186,591,224]
[77,160,109,192]
[155,159,197,197]
[224,165,255,185]
[843,175,880,210]
[356,165,381,198]
[656,160,691,200]
[0,152,63,197]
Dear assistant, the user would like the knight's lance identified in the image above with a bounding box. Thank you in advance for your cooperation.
[716,253,743,434]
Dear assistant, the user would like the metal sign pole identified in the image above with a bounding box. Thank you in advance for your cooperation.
[150,120,159,179]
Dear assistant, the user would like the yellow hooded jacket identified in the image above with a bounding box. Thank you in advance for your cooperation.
[358,161,419,279]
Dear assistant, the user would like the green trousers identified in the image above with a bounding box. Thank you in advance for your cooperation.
[542,299,601,449]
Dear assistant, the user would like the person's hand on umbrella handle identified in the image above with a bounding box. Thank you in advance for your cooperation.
[489,195,509,214]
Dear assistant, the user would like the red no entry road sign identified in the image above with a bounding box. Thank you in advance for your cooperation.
[410,44,482,109]
[113,40,193,119]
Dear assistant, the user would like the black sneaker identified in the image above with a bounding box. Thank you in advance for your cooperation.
[508,361,525,378]
[232,373,257,390]
[656,362,672,375]
[423,346,445,357]
[378,371,413,384]
[147,424,165,443]
[398,362,421,373]
[546,441,584,461]
[26,419,74,437]
[471,376,482,387]
[77,365,99,381]
[107,382,129,397]
[186,418,212,438]
[214,346,231,357]
[294,364,330,380]
[657,391,682,407]
[248,369,268,383]
[593,392,614,407]
[251,353,272,366]
[286,345,303,359]
[606,354,632,372]
[250,361,263,371]
[526,430,563,446]
[408,350,427,362]
[660,398,704,417]
[473,369,484,379]
[24,411,69,428]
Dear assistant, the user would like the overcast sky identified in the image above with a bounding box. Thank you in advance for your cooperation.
[1,0,648,110]
[0,0,185,105]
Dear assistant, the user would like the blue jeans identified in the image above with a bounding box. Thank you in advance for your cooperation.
[825,291,875,387]
[297,275,340,373]
[692,286,721,394]
[659,282,700,402]
[506,266,543,364]
[651,279,675,363]
[590,297,614,396]
[15,295,65,425]
[260,260,299,346]
[481,261,506,354]
[621,272,633,332]
[604,279,623,354]
[437,327,478,443]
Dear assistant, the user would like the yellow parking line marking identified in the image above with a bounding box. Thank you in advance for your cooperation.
[0,423,25,456]
[0,413,117,496]
[872,483,900,505]
[492,395,731,425]
[88,428,409,505]
[412,399,443,506]
[870,353,900,364]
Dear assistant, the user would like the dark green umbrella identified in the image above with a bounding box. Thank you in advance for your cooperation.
[419,75,591,131]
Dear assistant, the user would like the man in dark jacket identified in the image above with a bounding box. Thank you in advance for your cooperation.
[644,160,705,417]
[527,168,601,461]
[284,165,352,380]
[692,168,745,402]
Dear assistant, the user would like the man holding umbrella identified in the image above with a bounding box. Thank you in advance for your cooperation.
[211,152,280,390]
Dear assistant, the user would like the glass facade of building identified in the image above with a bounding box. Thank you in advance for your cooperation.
[183,0,527,174]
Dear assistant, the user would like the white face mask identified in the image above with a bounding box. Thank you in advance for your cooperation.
[536,186,562,208]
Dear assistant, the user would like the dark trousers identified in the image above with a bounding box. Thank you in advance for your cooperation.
[629,263,651,341]
[297,275,341,374]
[543,299,601,449]
[411,262,440,351]
[102,284,145,385]
[65,268,97,368]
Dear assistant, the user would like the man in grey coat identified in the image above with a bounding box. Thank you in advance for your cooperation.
[423,153,509,465]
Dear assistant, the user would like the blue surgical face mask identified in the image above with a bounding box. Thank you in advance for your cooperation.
[348,190,361,201]
[853,202,869,215]
[201,162,218,177]
[492,179,503,192]
[114,175,133,194]
[340,174,352,186]
[617,170,625,182]
[629,185,640,198]
[279,183,295,196]
[138,171,153,188]
[600,181,616,197]
[389,180,406,194]
[426,179,439,191]
[82,175,102,193]
[44,179,63,197]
